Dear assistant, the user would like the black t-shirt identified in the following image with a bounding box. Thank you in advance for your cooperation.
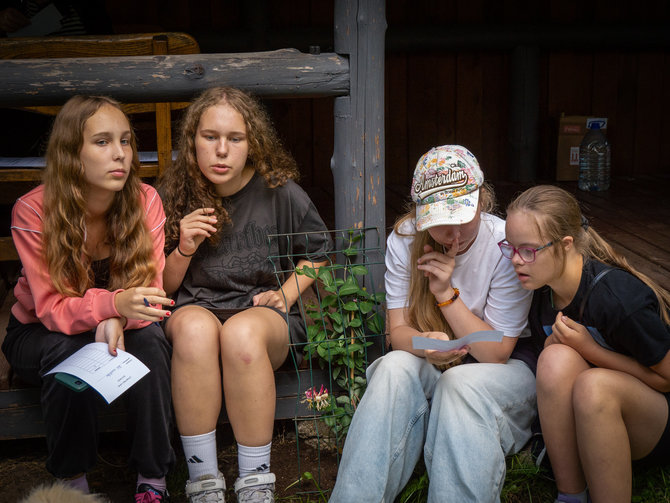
[528,259,670,368]
[173,172,332,313]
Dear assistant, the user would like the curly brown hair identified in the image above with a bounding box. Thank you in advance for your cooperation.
[158,87,299,251]
[42,95,156,296]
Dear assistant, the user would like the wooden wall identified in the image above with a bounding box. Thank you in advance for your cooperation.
[104,0,670,195]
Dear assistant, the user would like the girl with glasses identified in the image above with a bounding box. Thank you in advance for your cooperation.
[331,145,537,503]
[504,185,670,503]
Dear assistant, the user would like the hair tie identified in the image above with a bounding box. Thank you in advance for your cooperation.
[581,215,590,231]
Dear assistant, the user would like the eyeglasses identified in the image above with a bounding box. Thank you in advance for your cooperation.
[497,240,554,264]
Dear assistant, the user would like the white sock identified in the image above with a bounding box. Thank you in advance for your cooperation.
[556,488,588,503]
[181,429,219,481]
[238,442,271,478]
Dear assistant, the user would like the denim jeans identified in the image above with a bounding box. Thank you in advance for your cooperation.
[329,350,537,503]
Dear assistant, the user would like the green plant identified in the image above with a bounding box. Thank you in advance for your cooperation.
[296,232,385,437]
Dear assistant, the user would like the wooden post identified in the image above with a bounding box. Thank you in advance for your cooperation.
[333,0,387,294]
[509,45,539,182]
[151,35,172,176]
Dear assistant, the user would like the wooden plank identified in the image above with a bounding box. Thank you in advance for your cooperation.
[0,50,350,106]
[634,53,665,175]
[0,367,345,439]
[0,165,159,182]
[456,53,484,157]
[0,388,127,440]
[482,52,509,182]
[384,52,408,186]
[0,32,200,59]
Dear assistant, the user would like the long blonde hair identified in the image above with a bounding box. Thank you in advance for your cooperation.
[42,95,156,296]
[507,185,670,324]
[395,182,496,336]
[158,86,299,251]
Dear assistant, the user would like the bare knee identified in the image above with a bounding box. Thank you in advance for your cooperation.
[572,368,620,419]
[219,317,268,367]
[536,344,583,394]
[167,309,220,364]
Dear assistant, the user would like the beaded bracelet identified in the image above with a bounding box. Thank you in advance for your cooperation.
[435,287,459,308]
[176,245,196,258]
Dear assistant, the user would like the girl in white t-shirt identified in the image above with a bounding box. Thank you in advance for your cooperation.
[331,145,536,503]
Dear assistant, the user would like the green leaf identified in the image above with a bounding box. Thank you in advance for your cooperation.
[371,292,386,303]
[343,301,358,311]
[348,317,362,328]
[349,264,369,276]
[306,324,321,340]
[338,278,360,296]
[317,268,334,286]
[358,300,374,313]
[321,294,338,307]
[299,266,317,279]
[342,246,359,257]
[328,311,343,325]
[366,313,384,334]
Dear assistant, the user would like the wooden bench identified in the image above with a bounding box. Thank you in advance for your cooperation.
[0,229,387,439]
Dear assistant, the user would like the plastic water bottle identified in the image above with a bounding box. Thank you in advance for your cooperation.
[578,122,611,191]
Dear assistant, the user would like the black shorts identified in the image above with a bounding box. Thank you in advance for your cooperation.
[637,392,670,465]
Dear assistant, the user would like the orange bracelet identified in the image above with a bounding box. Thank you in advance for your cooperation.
[435,287,460,308]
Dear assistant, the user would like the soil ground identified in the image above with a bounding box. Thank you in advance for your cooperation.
[0,420,340,502]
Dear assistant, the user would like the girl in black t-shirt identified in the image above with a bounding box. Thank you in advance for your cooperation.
[158,87,330,503]
[501,185,670,503]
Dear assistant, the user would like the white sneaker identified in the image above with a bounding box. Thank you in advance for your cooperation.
[185,472,226,503]
[233,473,275,503]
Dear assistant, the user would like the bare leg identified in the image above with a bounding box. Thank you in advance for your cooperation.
[573,368,668,503]
[220,307,289,446]
[536,344,591,494]
[166,306,223,435]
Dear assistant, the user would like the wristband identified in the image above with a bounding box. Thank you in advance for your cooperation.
[176,244,196,258]
[435,287,459,308]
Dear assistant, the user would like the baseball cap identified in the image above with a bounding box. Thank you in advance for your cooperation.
[410,145,484,231]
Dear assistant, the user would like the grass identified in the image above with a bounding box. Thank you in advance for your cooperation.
[274,452,670,503]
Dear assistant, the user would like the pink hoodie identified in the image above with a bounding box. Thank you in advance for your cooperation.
[10,183,166,335]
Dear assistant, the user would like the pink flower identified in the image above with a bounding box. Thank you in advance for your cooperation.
[302,384,330,411]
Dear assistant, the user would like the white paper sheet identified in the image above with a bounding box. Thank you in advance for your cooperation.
[412,330,504,351]
[46,342,150,404]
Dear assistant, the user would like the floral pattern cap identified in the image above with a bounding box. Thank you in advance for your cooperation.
[410,145,484,231]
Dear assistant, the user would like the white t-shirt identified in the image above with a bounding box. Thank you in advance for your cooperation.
[384,213,532,338]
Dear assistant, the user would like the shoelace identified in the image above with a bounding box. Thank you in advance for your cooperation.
[237,484,274,503]
[135,488,164,503]
[191,491,226,503]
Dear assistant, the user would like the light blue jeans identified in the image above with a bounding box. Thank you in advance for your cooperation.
[329,350,537,503]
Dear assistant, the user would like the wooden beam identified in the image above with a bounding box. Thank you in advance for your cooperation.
[0,49,350,106]
[332,0,387,293]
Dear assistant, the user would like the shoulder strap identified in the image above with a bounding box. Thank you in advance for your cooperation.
[578,267,615,322]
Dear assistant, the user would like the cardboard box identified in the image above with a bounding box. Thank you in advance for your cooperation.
[556,115,607,181]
